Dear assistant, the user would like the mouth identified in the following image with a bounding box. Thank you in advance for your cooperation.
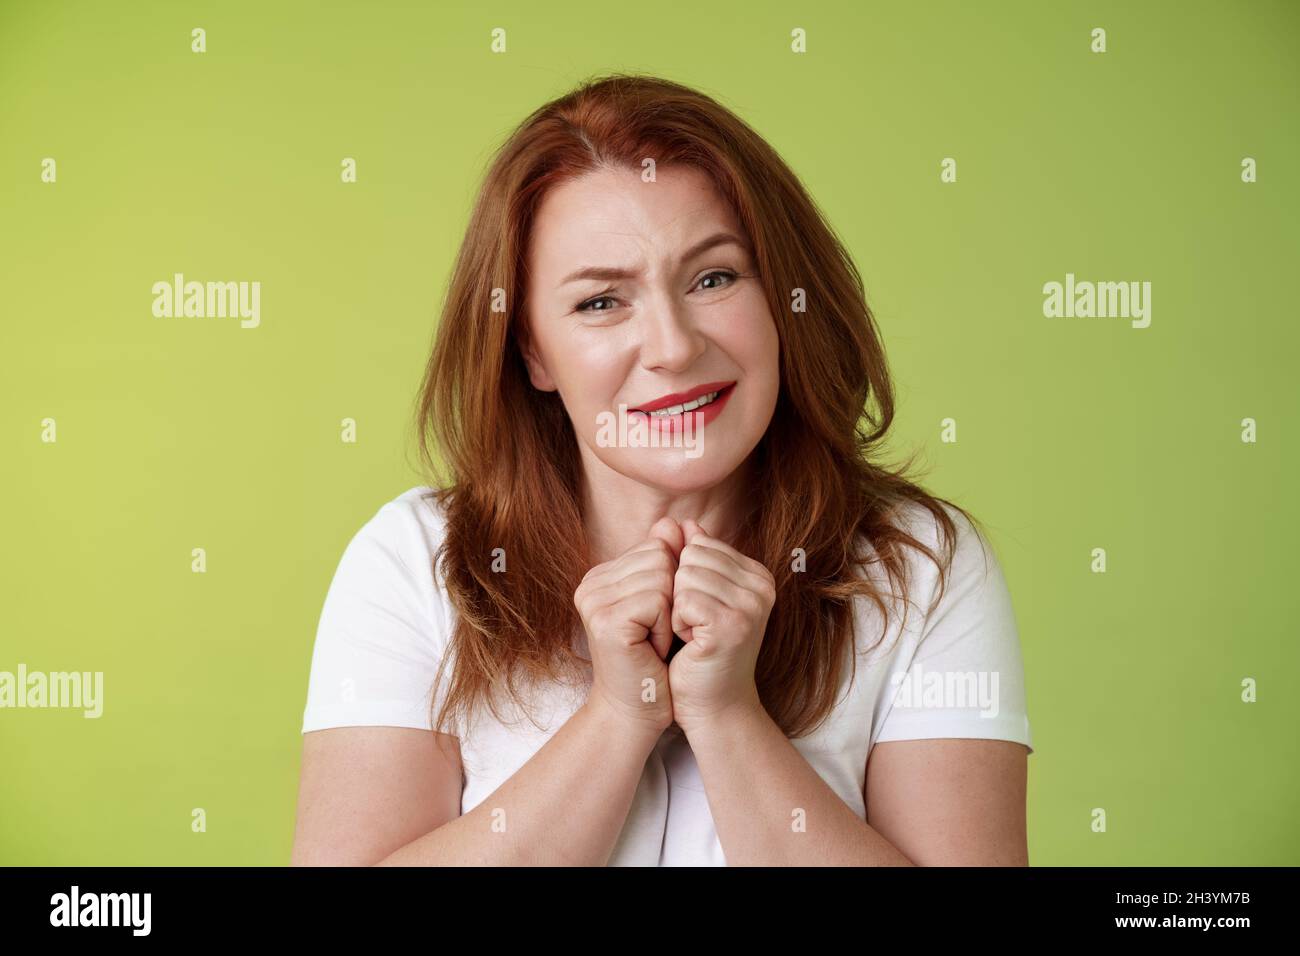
[626,381,737,429]
[630,381,736,417]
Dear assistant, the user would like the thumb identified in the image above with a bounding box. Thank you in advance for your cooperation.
[680,518,710,543]
[647,515,685,561]
[644,516,682,660]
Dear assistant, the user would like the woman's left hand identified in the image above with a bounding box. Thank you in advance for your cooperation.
[668,518,776,735]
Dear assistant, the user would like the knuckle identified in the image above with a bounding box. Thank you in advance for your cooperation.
[723,605,749,629]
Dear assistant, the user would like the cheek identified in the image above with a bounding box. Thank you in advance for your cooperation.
[717,297,780,381]
[554,337,630,408]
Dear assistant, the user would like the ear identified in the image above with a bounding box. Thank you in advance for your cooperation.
[517,320,558,392]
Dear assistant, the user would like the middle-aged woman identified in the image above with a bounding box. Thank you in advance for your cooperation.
[293,72,1033,867]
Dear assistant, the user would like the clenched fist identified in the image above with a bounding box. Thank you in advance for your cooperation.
[575,515,775,738]
[573,516,683,735]
[667,518,775,734]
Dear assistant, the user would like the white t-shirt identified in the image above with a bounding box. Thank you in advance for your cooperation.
[301,485,1033,866]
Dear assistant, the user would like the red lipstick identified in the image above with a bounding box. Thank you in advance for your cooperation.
[632,381,736,413]
[627,382,736,433]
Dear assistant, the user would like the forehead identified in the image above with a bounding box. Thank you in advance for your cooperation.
[526,164,743,280]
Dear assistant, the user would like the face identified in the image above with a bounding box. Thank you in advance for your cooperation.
[520,163,780,495]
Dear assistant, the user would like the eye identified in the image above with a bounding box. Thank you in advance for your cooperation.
[575,289,619,313]
[695,269,738,292]
[575,270,739,314]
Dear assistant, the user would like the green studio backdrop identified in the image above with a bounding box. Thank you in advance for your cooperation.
[1,0,1297,865]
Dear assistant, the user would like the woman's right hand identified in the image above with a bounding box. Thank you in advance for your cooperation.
[574,516,683,735]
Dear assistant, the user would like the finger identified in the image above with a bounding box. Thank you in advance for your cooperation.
[678,540,751,589]
[619,586,674,655]
[601,522,681,569]
[585,567,675,620]
[681,518,710,542]
[582,539,677,593]
[648,610,674,662]
[620,532,679,560]
[614,542,680,577]
[678,541,774,600]
[583,566,676,662]
[645,515,684,562]
[670,587,729,651]
[678,530,770,582]
[674,563,752,611]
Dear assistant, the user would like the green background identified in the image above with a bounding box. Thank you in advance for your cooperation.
[2,0,1296,865]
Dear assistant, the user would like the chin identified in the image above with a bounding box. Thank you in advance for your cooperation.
[620,450,743,494]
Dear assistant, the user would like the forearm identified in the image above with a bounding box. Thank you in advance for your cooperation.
[377,698,663,866]
[685,702,915,866]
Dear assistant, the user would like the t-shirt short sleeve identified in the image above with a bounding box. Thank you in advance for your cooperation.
[873,506,1033,754]
[300,490,453,735]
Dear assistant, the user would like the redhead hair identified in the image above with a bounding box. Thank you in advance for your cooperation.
[415,72,983,739]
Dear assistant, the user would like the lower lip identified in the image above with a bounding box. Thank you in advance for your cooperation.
[629,384,735,432]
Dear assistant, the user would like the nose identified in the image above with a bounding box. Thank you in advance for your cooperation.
[637,291,706,372]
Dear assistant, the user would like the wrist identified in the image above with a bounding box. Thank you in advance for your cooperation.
[676,692,767,742]
[582,691,672,743]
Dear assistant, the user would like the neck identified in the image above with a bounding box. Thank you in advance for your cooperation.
[577,449,757,566]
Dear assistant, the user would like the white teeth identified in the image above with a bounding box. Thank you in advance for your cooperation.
[646,390,720,418]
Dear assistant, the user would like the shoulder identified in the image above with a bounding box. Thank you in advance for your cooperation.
[364,485,449,552]
[856,499,994,605]
[302,486,457,734]
[850,498,1014,670]
[883,498,1019,658]
[865,500,1032,753]
[329,485,454,634]
[891,497,984,556]
[343,486,451,578]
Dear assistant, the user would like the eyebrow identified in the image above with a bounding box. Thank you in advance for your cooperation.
[558,231,750,287]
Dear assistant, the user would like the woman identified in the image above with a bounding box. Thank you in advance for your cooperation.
[292,73,1033,866]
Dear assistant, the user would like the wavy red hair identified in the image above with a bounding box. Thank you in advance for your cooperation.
[414,72,983,740]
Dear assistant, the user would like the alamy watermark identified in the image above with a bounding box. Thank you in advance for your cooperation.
[50,886,150,935]
[595,406,706,459]
[1042,272,1151,329]
[888,663,1001,718]
[152,273,260,328]
[0,664,103,718]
